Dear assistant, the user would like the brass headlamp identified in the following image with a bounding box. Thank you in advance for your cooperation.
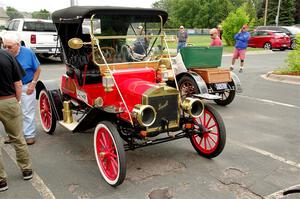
[102,69,114,92]
[181,97,204,118]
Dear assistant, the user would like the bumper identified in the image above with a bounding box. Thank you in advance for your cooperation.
[271,42,290,49]
[31,47,61,54]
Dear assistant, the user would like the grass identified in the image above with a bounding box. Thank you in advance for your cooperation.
[165,35,264,53]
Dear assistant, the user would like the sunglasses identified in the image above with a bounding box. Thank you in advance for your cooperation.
[210,33,215,36]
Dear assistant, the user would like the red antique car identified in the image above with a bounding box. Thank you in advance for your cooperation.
[36,6,226,186]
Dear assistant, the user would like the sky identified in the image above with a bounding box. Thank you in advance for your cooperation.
[0,0,158,12]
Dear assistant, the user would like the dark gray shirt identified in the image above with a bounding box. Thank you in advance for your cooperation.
[0,50,25,96]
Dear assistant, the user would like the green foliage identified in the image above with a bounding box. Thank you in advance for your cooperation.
[153,0,236,28]
[222,5,251,46]
[286,34,300,72]
[32,9,51,19]
[6,6,23,20]
[267,0,295,25]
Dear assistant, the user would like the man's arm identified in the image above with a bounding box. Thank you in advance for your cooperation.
[14,80,23,102]
[27,66,41,95]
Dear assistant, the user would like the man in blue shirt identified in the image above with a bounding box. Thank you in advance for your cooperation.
[230,24,250,73]
[3,33,41,145]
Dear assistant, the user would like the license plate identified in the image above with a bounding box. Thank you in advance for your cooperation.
[215,83,227,90]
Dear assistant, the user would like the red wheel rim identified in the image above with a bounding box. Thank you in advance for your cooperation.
[192,109,220,154]
[39,92,52,130]
[95,127,119,181]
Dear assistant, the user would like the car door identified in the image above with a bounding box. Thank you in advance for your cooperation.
[258,31,270,48]
[248,31,258,47]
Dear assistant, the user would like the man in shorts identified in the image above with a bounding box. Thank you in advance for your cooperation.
[230,24,250,73]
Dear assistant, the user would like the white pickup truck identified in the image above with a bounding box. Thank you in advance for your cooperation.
[0,18,61,58]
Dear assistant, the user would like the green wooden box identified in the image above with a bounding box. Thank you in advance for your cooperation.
[180,46,223,68]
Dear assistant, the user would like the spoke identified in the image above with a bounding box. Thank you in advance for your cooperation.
[198,136,204,146]
[207,137,213,149]
[208,124,217,129]
[205,115,212,127]
[110,157,118,176]
[204,112,206,126]
[110,152,117,159]
[204,137,207,150]
[101,132,108,147]
[98,137,105,148]
[207,135,217,145]
[209,131,219,136]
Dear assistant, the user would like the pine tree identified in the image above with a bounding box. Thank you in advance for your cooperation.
[267,0,295,25]
[295,0,300,24]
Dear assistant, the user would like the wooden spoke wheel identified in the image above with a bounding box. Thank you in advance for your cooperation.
[190,104,226,158]
[38,89,56,134]
[94,121,126,186]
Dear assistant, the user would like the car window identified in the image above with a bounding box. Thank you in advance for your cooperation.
[273,32,286,36]
[7,21,15,30]
[251,32,258,36]
[22,21,56,32]
[12,20,20,31]
[260,31,269,36]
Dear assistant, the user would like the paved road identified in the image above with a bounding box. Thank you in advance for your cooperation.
[1,51,299,199]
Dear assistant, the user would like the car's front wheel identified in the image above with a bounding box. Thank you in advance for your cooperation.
[190,104,226,158]
[291,40,296,50]
[94,121,126,187]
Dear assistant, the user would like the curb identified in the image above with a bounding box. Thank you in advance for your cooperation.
[223,50,275,57]
[262,72,300,85]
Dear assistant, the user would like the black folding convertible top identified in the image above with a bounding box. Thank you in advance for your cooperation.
[52,6,168,24]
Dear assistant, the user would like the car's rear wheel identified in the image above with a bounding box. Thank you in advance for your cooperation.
[264,42,272,50]
[94,121,126,186]
[38,89,56,134]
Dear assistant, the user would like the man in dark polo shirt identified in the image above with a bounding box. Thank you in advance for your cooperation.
[0,49,33,192]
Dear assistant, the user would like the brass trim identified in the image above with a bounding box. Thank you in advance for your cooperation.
[142,85,180,132]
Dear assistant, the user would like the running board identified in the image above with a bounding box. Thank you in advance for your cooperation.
[58,121,79,131]
[193,93,221,100]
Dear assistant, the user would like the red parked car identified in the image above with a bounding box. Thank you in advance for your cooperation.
[248,30,290,51]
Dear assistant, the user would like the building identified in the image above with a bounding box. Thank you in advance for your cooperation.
[0,7,9,27]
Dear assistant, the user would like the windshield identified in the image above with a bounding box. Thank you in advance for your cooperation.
[23,21,56,32]
[89,17,163,64]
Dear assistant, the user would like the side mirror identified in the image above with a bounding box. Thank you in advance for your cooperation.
[68,38,84,49]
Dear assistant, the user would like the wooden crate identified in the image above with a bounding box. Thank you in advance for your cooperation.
[191,68,231,83]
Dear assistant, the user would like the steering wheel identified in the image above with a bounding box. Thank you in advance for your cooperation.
[93,46,116,63]
[121,44,146,62]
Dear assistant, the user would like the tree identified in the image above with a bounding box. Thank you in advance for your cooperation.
[222,5,251,46]
[6,6,23,20]
[156,0,235,28]
[267,0,295,25]
[32,9,51,19]
[295,0,300,23]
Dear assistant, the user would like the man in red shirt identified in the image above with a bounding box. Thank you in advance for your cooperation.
[210,28,222,47]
